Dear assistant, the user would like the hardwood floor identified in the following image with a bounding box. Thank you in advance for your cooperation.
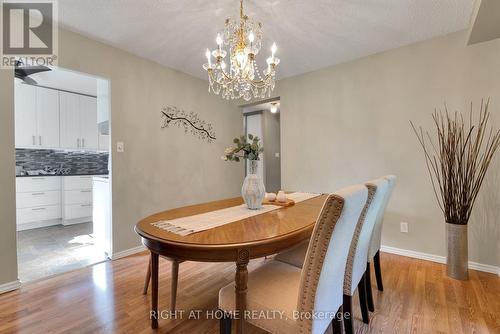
[0,252,498,334]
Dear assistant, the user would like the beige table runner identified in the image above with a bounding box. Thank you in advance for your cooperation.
[152,192,321,236]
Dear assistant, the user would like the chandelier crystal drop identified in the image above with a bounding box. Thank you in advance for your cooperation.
[203,0,280,101]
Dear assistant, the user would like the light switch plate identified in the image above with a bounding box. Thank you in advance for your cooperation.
[400,222,409,233]
[116,141,124,153]
[275,152,280,158]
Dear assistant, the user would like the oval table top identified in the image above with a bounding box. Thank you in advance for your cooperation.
[135,194,328,261]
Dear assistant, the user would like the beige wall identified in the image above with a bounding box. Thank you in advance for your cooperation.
[57,29,244,254]
[275,31,500,267]
[2,28,499,288]
[0,29,243,285]
[0,69,18,285]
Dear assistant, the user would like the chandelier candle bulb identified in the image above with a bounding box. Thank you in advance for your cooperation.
[205,49,212,66]
[271,42,277,58]
[216,34,223,49]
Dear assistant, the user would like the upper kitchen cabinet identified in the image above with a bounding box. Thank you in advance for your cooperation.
[60,91,98,150]
[15,84,37,148]
[79,96,98,150]
[59,91,81,149]
[15,84,60,149]
[36,87,60,148]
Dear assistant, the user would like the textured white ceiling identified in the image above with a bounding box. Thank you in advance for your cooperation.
[57,0,477,80]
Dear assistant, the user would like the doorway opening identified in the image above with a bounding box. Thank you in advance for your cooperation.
[14,65,112,282]
[241,98,281,192]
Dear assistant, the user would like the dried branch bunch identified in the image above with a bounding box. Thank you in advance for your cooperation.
[411,99,500,225]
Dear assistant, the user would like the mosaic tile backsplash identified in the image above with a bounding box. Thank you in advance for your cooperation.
[16,149,109,175]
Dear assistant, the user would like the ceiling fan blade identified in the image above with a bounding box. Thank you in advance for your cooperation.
[21,66,51,76]
[22,76,37,85]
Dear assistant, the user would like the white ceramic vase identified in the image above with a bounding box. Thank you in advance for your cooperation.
[242,160,265,210]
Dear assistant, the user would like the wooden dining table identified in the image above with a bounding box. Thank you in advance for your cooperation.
[135,194,328,333]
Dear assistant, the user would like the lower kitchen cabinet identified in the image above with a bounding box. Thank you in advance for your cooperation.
[16,175,106,230]
[16,177,62,231]
[17,205,63,230]
[62,175,94,225]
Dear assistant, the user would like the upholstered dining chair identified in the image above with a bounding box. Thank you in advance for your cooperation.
[342,178,389,334]
[143,255,182,312]
[365,175,396,310]
[274,176,395,332]
[218,185,369,334]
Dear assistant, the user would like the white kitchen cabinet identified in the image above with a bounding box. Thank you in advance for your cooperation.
[17,205,62,229]
[16,190,61,209]
[15,175,104,230]
[15,84,38,148]
[63,175,93,190]
[59,91,98,150]
[16,176,61,192]
[15,176,62,231]
[15,85,60,149]
[63,189,92,205]
[62,175,93,225]
[63,204,93,221]
[59,91,81,149]
[16,85,99,150]
[98,134,110,151]
[80,96,98,149]
[36,87,60,148]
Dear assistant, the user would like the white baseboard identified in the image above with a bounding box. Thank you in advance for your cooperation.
[380,245,500,276]
[0,280,21,294]
[111,245,146,260]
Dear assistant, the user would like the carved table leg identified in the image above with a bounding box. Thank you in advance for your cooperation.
[151,251,159,329]
[235,249,250,334]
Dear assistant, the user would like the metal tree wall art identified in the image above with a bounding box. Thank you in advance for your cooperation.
[161,106,216,143]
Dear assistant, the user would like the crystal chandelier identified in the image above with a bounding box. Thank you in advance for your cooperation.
[203,0,280,101]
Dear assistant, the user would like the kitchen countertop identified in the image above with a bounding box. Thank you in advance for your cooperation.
[17,172,109,178]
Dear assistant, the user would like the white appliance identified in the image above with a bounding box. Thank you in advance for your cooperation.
[92,176,111,257]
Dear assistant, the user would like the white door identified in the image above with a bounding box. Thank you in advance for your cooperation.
[79,96,98,150]
[15,84,37,148]
[59,91,81,149]
[36,87,60,148]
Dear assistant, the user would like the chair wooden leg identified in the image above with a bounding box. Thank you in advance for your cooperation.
[374,250,384,291]
[331,305,343,334]
[143,254,152,295]
[365,263,375,312]
[343,294,353,334]
[170,259,179,311]
[220,312,232,334]
[358,275,370,324]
